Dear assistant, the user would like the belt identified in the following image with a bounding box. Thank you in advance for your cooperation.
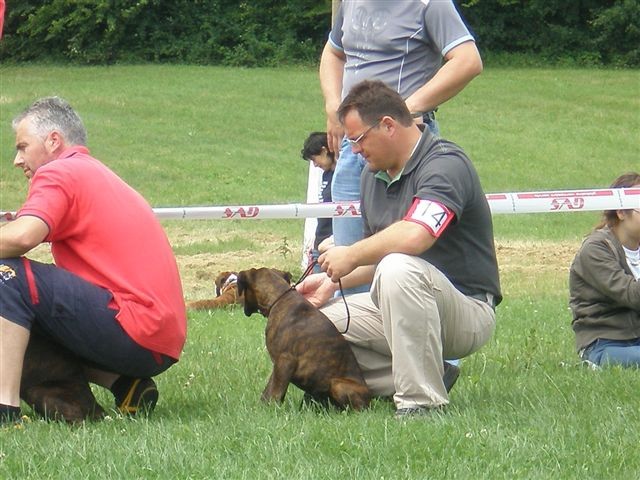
[469,292,496,310]
[422,111,436,125]
[410,110,437,125]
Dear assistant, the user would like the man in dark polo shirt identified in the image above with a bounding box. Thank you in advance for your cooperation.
[297,80,500,419]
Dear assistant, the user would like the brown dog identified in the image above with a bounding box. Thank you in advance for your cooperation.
[237,267,371,410]
[21,333,105,422]
[186,271,242,310]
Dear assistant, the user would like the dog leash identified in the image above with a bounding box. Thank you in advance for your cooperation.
[265,262,317,315]
[294,260,351,335]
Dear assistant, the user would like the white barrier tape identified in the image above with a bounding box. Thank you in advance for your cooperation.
[1,188,638,222]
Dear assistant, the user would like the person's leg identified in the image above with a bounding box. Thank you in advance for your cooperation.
[320,289,466,399]
[26,261,172,379]
[30,266,173,415]
[320,293,394,396]
[0,318,30,411]
[584,338,640,368]
[331,139,369,295]
[331,139,366,247]
[2,258,173,416]
[0,258,37,420]
[371,254,495,411]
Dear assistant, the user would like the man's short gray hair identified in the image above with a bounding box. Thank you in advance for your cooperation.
[12,96,88,146]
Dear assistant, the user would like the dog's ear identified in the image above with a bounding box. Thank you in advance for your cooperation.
[236,271,247,297]
[237,270,258,317]
[272,269,293,285]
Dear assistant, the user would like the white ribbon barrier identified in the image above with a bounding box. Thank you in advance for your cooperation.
[1,188,638,222]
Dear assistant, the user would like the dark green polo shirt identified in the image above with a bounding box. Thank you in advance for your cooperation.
[360,130,501,304]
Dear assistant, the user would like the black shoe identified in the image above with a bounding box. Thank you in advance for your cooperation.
[443,361,460,393]
[112,377,159,416]
[0,404,22,426]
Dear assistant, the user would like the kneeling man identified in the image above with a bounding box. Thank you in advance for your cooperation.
[1,97,187,423]
[297,80,501,419]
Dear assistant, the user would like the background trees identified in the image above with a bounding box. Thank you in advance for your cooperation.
[1,0,637,67]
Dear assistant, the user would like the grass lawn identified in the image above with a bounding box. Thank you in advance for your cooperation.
[0,64,638,479]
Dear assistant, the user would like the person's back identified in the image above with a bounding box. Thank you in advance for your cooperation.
[19,145,185,358]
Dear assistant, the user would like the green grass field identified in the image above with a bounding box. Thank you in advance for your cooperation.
[0,65,639,479]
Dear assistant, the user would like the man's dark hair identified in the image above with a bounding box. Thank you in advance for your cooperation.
[337,80,414,127]
[301,132,333,161]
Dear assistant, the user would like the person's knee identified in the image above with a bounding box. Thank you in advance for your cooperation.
[373,254,432,295]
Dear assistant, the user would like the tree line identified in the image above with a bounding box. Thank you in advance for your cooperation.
[1,0,637,67]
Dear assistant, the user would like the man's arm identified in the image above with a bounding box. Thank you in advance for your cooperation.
[319,220,435,282]
[404,41,483,115]
[0,216,49,258]
[319,42,346,155]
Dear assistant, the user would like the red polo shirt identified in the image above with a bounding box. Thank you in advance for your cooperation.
[18,146,186,359]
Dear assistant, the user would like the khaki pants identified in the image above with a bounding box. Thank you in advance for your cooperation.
[320,253,495,410]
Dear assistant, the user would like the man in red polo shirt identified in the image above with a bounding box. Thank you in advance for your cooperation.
[0,96,187,424]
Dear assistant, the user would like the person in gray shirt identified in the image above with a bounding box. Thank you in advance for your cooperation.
[298,80,500,419]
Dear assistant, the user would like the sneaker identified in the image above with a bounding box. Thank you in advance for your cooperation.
[113,377,159,416]
[443,361,460,393]
[394,406,439,419]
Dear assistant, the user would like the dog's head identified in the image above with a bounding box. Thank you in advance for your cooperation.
[214,271,238,296]
[237,268,292,317]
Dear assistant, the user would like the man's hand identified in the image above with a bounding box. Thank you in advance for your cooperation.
[318,235,334,254]
[318,246,358,283]
[326,112,344,158]
[295,272,338,307]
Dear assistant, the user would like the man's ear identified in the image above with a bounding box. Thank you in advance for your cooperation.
[46,131,64,154]
[380,115,394,132]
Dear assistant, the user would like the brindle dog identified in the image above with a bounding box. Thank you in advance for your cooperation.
[21,332,105,422]
[186,271,242,310]
[237,267,371,410]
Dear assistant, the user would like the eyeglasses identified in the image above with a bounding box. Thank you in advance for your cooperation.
[346,119,382,147]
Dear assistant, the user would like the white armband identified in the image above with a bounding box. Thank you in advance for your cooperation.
[404,198,454,238]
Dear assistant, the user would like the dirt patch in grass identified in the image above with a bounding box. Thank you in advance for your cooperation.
[496,239,579,275]
[178,237,582,301]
